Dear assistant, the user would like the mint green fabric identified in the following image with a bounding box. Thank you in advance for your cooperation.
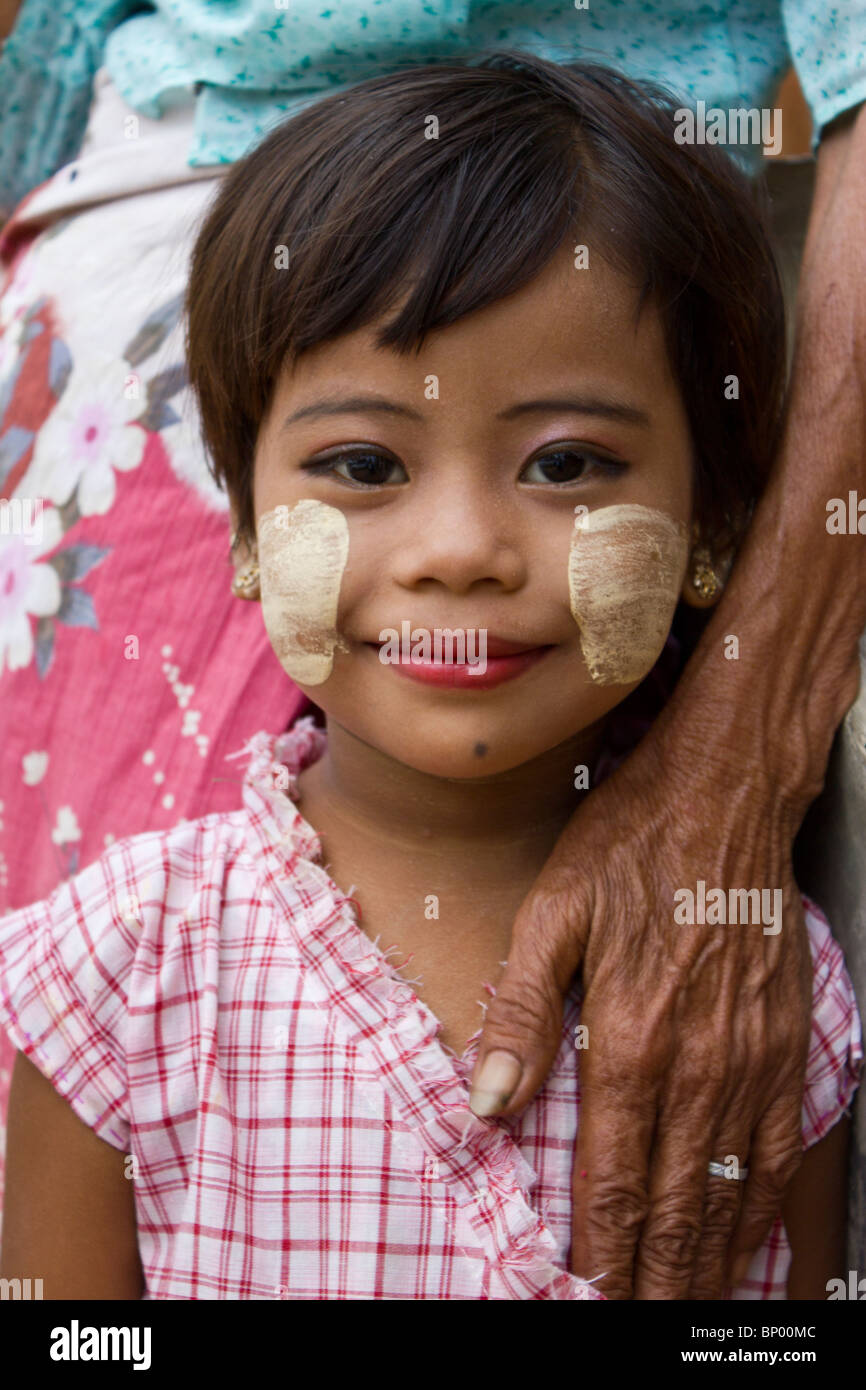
[2,1,865,217]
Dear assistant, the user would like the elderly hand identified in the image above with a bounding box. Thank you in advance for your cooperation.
[466,691,813,1298]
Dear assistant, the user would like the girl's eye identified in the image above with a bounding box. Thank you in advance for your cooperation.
[521,449,625,485]
[302,450,408,487]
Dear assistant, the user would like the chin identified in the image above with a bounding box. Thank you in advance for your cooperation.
[314,666,608,778]
[401,749,530,780]
[355,719,571,780]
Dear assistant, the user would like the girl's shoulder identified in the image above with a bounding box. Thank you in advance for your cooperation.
[0,720,326,1149]
[0,802,252,1148]
[0,715,327,962]
[0,800,249,966]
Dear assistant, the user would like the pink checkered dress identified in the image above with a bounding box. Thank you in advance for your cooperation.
[0,717,861,1300]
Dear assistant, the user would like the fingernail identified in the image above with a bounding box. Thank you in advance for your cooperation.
[469,1050,523,1116]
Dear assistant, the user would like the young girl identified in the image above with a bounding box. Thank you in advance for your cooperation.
[0,52,861,1301]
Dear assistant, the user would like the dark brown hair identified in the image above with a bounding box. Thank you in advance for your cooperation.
[185,49,786,555]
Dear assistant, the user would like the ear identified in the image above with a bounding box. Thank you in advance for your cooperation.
[229,503,258,569]
[228,502,260,601]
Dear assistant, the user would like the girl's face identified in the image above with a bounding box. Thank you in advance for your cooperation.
[250,241,698,779]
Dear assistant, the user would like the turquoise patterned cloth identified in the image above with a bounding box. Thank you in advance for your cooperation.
[2,0,865,216]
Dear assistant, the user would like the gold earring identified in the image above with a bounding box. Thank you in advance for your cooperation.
[691,546,720,601]
[229,530,260,599]
[231,563,260,599]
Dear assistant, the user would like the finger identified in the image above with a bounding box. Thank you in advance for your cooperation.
[570,1062,660,1299]
[686,1135,751,1299]
[724,1092,804,1284]
[468,875,590,1118]
[630,1096,734,1300]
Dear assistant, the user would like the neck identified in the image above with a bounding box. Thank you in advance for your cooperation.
[297,717,605,877]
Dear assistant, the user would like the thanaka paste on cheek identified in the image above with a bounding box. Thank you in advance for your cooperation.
[257,499,349,685]
[568,503,689,685]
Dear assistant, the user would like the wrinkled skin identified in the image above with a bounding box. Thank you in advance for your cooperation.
[476,708,812,1299]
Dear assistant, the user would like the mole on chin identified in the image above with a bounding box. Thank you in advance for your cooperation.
[473,742,488,758]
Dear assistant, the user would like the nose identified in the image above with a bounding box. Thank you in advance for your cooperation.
[389,477,526,596]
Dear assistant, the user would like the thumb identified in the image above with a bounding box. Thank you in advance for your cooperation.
[468,875,590,1118]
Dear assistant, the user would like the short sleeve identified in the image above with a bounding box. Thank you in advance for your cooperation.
[0,847,145,1151]
[800,893,863,1148]
[782,2,866,154]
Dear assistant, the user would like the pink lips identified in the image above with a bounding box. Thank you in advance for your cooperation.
[372,638,553,690]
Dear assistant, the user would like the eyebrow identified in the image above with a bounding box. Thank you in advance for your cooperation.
[280,392,651,430]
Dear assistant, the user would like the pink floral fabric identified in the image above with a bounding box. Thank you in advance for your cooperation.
[0,70,307,1207]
